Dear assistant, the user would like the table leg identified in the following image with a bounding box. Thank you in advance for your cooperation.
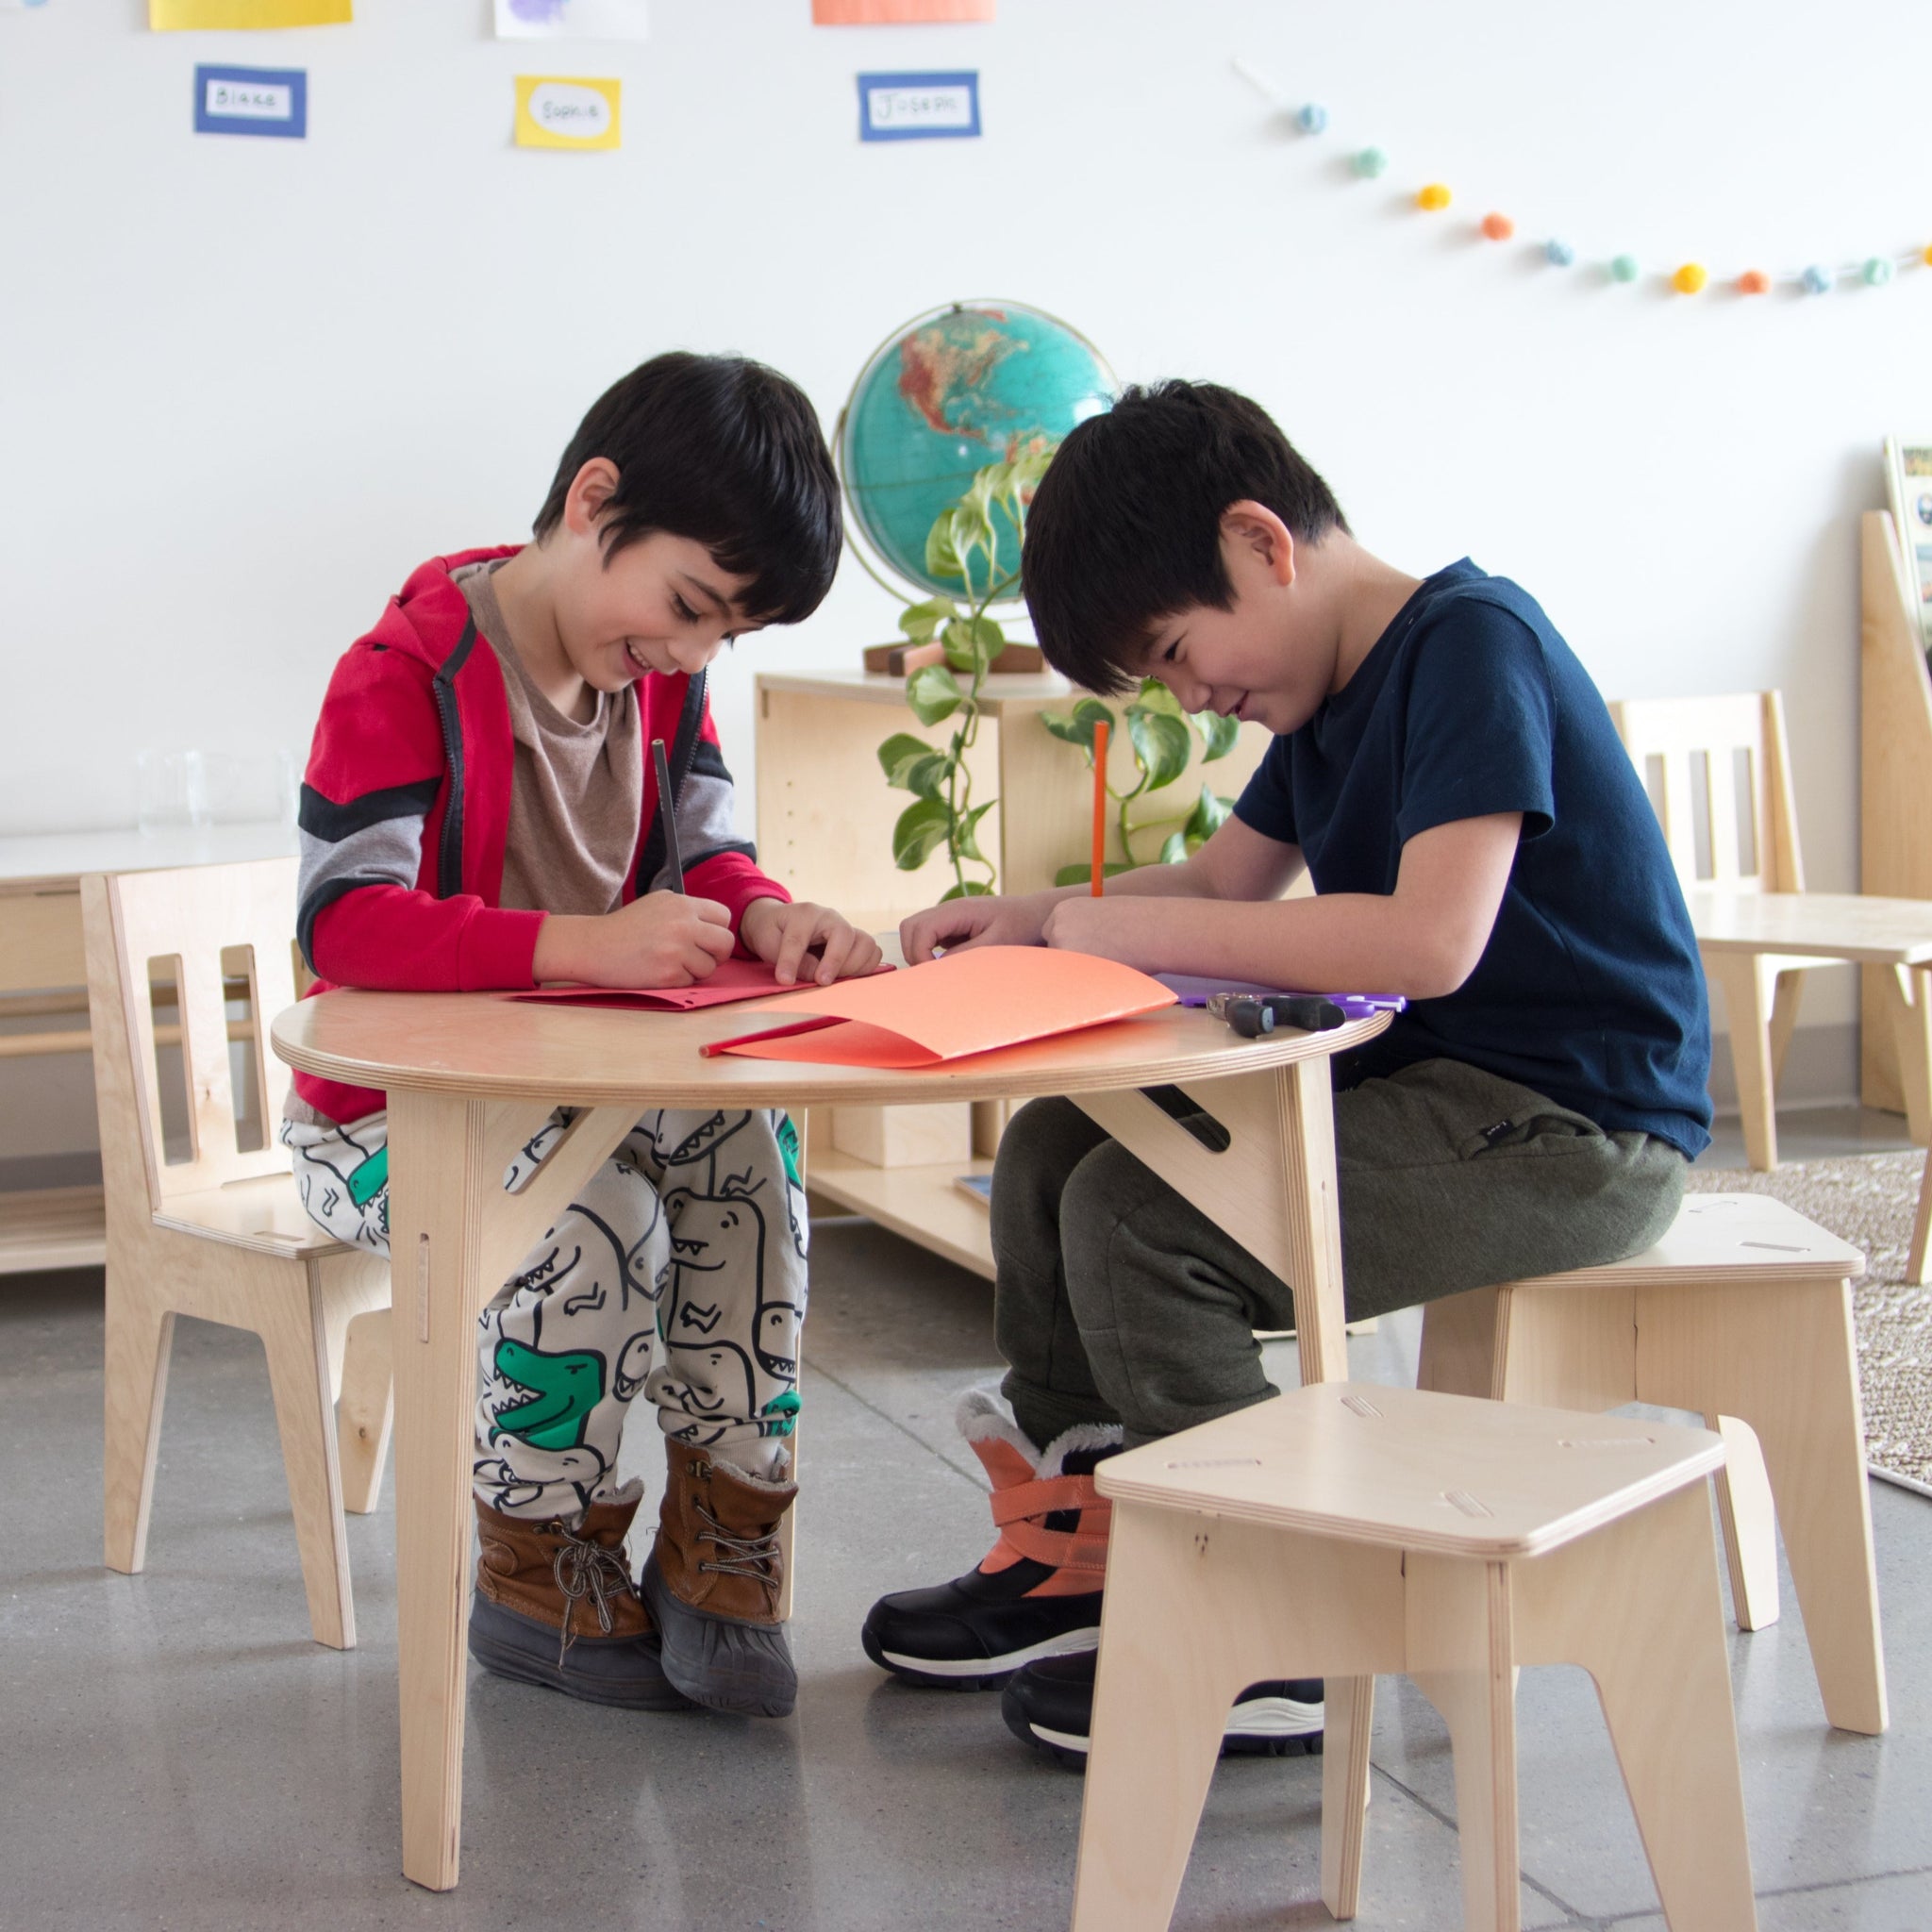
[1071,1057,1349,1385]
[385,1092,638,1890]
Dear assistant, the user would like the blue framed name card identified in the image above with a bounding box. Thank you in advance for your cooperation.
[858,70,980,142]
[194,65,308,140]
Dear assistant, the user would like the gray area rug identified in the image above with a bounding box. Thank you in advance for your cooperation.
[1686,1150,1930,1491]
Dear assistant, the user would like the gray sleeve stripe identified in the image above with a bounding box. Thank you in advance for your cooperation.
[297,819,426,967]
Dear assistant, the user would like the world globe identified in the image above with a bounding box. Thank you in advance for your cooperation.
[839,301,1116,605]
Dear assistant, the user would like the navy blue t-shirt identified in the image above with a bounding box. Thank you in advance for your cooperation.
[1233,560,1711,1158]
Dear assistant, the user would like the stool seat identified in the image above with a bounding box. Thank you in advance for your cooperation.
[1099,1381,1724,1559]
[1073,1383,1757,1932]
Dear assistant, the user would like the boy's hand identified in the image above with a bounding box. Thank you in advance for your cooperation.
[1040,895,1167,969]
[533,892,735,989]
[899,891,1054,965]
[741,897,885,987]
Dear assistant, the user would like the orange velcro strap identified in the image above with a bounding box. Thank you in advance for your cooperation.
[998,1521,1112,1573]
[990,1474,1108,1529]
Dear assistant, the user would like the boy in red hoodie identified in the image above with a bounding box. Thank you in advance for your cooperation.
[283,353,878,1721]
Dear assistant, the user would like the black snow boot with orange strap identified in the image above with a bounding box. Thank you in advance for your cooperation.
[861,1390,1121,1690]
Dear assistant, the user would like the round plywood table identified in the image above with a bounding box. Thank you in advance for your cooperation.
[273,989,1389,1891]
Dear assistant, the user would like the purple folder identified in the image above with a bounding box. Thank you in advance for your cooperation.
[1154,974,1407,1022]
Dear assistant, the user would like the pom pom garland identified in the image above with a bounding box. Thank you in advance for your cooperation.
[1229,58,1930,313]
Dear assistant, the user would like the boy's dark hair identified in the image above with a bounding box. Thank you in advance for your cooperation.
[534,352,841,626]
[1021,379,1349,695]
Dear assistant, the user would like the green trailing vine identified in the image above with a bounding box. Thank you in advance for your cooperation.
[1044,686,1240,885]
[875,447,1051,901]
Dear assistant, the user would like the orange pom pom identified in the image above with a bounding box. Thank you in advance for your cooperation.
[1480,212,1514,242]
[1923,244,1932,268]
[1672,262,1708,295]
[1737,270,1770,295]
[1416,183,1452,211]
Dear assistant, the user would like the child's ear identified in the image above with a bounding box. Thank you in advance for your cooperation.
[1220,500,1297,587]
[564,458,621,537]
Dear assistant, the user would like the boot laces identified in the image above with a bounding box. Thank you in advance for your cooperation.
[550,1521,634,1661]
[695,1503,780,1605]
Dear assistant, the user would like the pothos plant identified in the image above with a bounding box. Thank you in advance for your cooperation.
[874,445,1052,901]
[1044,686,1241,885]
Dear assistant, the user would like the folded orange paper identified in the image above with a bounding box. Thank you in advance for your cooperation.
[702,946,1176,1068]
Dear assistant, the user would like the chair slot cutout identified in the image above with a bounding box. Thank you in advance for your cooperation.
[144,955,194,1166]
[1689,750,1715,881]
[1141,1083,1230,1153]
[1732,747,1759,878]
[222,944,267,1154]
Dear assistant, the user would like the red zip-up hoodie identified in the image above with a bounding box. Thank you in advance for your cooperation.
[291,546,786,1124]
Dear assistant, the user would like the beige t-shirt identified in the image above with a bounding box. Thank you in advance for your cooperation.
[452,559,641,918]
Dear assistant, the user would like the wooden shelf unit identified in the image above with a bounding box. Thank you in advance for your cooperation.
[1859,511,1932,1111]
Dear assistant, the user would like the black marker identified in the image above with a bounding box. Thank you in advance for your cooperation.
[652,737,685,893]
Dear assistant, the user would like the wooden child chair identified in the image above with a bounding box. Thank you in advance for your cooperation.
[1609,689,1932,1284]
[1071,1383,1757,1932]
[84,858,391,1650]
[1418,1192,1885,1737]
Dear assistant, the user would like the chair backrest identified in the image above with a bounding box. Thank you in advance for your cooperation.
[1607,691,1805,895]
[82,858,303,1210]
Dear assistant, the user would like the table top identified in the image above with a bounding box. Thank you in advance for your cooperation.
[271,989,1390,1109]
[1688,888,1932,964]
[756,668,1074,710]
[0,822,296,886]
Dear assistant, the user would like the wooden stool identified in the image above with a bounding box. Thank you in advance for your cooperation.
[1071,1383,1756,1932]
[1418,1192,1885,1736]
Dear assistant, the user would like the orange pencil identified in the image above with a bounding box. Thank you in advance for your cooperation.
[1091,719,1109,896]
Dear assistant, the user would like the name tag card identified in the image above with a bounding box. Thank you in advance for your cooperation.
[514,75,622,149]
[858,70,980,142]
[194,64,307,138]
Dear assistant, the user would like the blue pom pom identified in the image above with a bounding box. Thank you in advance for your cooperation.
[1297,103,1329,135]
[1544,239,1576,268]
[1802,264,1834,295]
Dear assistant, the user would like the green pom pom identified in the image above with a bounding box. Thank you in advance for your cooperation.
[1864,257,1895,286]
[1609,254,1641,284]
[1352,145,1388,178]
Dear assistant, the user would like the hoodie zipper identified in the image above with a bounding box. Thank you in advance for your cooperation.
[432,616,478,899]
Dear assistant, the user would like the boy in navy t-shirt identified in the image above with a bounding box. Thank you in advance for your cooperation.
[859,379,1711,1768]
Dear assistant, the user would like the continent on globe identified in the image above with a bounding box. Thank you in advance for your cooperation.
[841,301,1114,602]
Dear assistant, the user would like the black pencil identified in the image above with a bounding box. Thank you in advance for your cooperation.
[652,738,685,893]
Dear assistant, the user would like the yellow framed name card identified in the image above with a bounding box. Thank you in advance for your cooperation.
[514,75,622,150]
[150,0,351,26]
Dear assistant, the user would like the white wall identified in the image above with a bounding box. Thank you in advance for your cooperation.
[5,0,1927,1103]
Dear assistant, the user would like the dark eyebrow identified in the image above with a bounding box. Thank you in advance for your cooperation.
[676,571,736,619]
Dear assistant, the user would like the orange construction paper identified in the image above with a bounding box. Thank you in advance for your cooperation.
[705,945,1174,1067]
[508,958,892,1012]
[812,0,993,21]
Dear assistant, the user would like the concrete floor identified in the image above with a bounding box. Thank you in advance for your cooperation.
[3,1110,1927,1930]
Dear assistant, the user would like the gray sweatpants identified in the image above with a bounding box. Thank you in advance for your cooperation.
[992,1058,1687,1449]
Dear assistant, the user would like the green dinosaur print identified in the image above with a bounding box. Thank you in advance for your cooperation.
[775,1114,802,1191]
[490,1339,605,1451]
[346,1144,389,1209]
[759,1388,801,1438]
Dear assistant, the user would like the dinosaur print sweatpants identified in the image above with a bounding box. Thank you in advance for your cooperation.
[282,1106,808,1523]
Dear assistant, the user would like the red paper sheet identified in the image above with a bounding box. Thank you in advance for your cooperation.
[704,946,1174,1067]
[813,0,993,21]
[507,958,890,1012]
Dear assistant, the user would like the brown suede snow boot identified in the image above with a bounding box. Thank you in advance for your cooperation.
[468,1491,691,1710]
[639,1440,798,1718]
